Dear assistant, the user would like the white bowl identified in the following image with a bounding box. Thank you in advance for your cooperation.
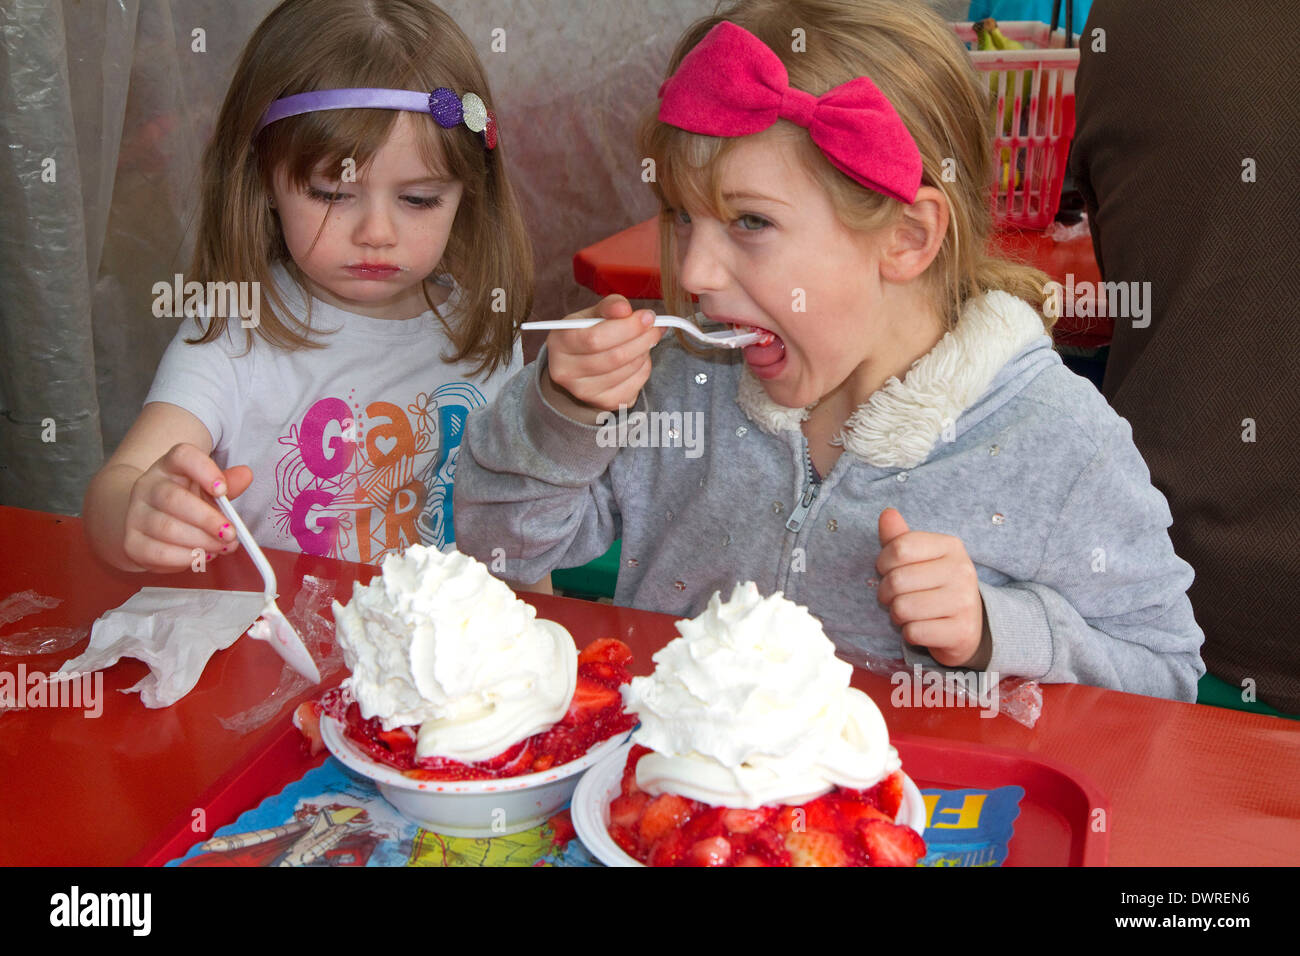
[572,742,928,867]
[321,715,630,837]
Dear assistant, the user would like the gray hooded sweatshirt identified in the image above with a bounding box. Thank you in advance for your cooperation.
[453,292,1205,701]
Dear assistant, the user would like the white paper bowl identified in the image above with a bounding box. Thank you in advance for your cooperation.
[572,742,928,867]
[321,715,630,837]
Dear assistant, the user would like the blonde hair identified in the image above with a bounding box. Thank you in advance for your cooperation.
[642,0,1054,336]
[189,0,532,376]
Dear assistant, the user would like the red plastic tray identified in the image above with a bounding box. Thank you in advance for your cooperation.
[132,720,327,867]
[894,732,1109,866]
[134,724,1108,867]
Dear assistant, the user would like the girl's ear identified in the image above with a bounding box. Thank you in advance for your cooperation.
[878,186,948,284]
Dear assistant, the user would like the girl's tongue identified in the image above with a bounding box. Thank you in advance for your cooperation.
[741,328,785,368]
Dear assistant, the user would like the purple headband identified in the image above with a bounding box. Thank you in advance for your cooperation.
[255,87,498,149]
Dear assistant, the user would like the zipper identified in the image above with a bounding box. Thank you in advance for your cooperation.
[785,440,820,532]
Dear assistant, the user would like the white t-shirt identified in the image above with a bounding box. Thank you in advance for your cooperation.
[145,265,523,564]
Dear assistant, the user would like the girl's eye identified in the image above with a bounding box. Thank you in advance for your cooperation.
[735,214,771,231]
[403,195,443,209]
[307,185,348,204]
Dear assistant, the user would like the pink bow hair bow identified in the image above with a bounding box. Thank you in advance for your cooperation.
[657,21,922,204]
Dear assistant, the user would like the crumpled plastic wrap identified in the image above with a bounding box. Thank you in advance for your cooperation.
[0,590,61,628]
[0,590,87,656]
[854,652,1044,729]
[218,575,346,733]
[1045,212,1091,243]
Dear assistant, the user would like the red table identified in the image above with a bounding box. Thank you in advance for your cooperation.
[573,218,1111,349]
[2,505,1297,866]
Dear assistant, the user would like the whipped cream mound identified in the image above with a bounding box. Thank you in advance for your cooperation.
[622,582,900,809]
[332,545,577,763]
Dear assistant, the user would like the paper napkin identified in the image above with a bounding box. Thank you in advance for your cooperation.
[59,587,268,707]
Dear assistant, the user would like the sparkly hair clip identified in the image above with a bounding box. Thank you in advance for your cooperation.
[255,87,498,149]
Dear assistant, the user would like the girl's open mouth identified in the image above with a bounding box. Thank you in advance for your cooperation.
[733,324,786,376]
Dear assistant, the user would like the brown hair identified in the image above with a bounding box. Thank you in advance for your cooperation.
[641,0,1054,337]
[189,0,532,376]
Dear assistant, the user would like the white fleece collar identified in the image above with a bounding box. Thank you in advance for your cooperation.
[735,291,1049,468]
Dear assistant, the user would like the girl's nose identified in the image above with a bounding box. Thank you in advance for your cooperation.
[353,200,397,247]
[677,224,728,295]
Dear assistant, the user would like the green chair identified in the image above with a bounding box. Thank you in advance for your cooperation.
[1196,673,1298,721]
[552,539,622,601]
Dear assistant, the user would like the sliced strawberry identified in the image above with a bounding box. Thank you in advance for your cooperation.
[531,752,555,772]
[609,823,640,857]
[578,638,634,667]
[784,830,849,867]
[407,758,489,781]
[581,661,623,684]
[610,792,650,829]
[744,827,792,866]
[495,741,538,776]
[871,772,905,819]
[563,677,621,726]
[648,828,691,867]
[687,835,733,867]
[721,808,770,834]
[377,727,414,747]
[621,745,651,795]
[799,797,839,832]
[858,820,926,867]
[772,806,806,834]
[681,806,726,843]
[316,685,351,721]
[475,738,526,771]
[734,854,769,867]
[639,793,693,846]
[836,800,893,828]
[293,701,324,756]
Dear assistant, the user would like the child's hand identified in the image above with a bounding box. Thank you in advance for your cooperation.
[122,444,253,572]
[541,294,665,420]
[875,508,987,668]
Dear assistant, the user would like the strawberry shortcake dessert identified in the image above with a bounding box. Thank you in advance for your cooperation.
[610,583,926,867]
[315,545,635,780]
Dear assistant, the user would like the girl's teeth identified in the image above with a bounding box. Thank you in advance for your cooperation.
[730,323,777,347]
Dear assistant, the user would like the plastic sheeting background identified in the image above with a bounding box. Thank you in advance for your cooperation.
[0,0,970,515]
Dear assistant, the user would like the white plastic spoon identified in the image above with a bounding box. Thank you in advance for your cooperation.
[522,314,763,349]
[214,495,321,683]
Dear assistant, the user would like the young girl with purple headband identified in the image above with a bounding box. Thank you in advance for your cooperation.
[455,0,1205,700]
[84,0,533,572]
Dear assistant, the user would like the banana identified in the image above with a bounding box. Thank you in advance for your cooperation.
[975,19,1025,193]
[986,19,1034,124]
[998,157,1022,193]
[987,22,1024,52]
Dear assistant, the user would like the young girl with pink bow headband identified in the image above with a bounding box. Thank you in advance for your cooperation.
[456,0,1204,701]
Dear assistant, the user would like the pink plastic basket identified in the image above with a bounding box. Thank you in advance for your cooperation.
[954,21,1081,230]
